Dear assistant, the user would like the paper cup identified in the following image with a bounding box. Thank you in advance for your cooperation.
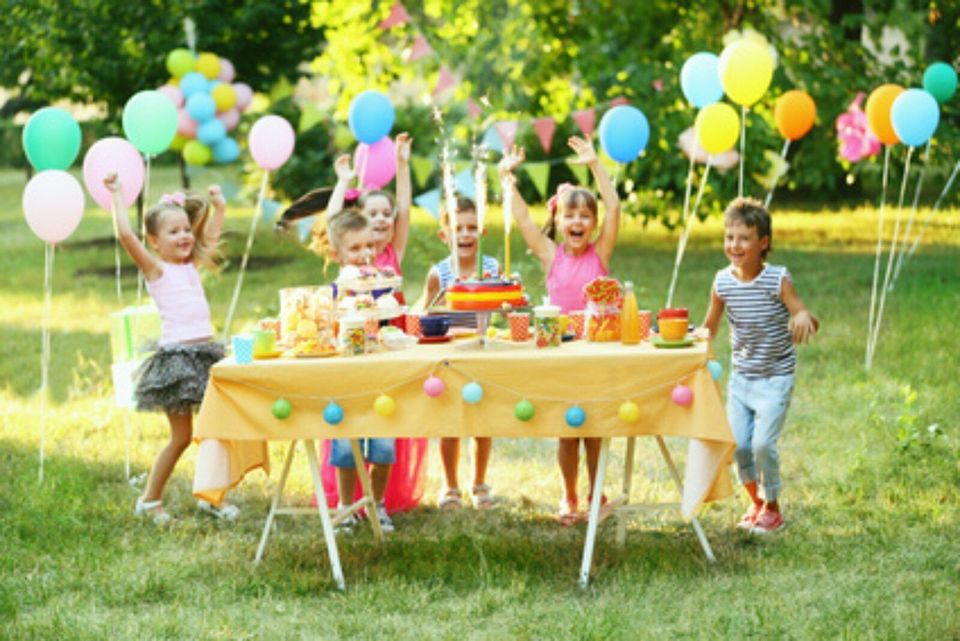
[231,334,254,364]
[253,329,275,357]
[405,313,423,337]
[569,310,585,339]
[508,312,530,341]
[638,310,652,340]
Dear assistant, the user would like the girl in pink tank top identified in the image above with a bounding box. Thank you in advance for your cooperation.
[499,136,622,524]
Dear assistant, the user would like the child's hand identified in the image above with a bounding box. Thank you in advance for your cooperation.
[568,136,597,165]
[790,310,819,344]
[498,145,525,175]
[395,132,412,163]
[334,154,355,183]
[103,172,121,193]
[693,327,711,340]
[208,184,226,209]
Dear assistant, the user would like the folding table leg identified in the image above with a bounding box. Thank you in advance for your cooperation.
[254,440,296,564]
[654,436,716,563]
[303,439,347,590]
[349,439,383,542]
[579,438,611,589]
[616,436,637,546]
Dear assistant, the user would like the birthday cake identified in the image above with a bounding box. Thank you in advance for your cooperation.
[336,265,403,293]
[446,278,526,311]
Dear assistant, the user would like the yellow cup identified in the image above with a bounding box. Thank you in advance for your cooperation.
[253,329,276,357]
[559,314,570,335]
[658,318,688,341]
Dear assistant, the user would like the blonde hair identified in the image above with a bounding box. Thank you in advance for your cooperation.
[543,187,598,241]
[145,194,220,271]
[309,209,370,269]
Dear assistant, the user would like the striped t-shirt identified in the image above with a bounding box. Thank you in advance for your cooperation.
[714,264,795,377]
[436,255,500,328]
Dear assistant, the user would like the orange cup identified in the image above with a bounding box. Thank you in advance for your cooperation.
[638,310,652,340]
[405,314,422,337]
[569,310,585,339]
[508,312,530,341]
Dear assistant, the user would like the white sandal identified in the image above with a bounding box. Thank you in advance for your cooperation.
[197,499,240,521]
[134,497,172,525]
[438,487,463,510]
[471,484,495,510]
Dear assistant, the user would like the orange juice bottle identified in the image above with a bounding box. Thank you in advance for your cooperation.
[620,281,641,345]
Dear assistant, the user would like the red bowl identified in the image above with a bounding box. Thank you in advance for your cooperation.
[658,307,688,319]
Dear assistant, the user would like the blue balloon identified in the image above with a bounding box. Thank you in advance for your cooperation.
[891,88,940,147]
[462,382,484,404]
[680,52,724,108]
[186,92,216,122]
[180,72,209,98]
[323,401,344,426]
[213,137,240,164]
[707,360,723,380]
[565,405,586,428]
[348,90,395,144]
[598,105,650,163]
[197,119,227,146]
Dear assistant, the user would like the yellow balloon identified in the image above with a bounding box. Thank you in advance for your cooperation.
[211,84,237,112]
[618,400,640,424]
[695,102,741,154]
[169,134,188,152]
[195,52,221,80]
[374,393,396,417]
[721,40,773,107]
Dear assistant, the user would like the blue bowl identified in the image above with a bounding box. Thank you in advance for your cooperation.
[420,315,451,337]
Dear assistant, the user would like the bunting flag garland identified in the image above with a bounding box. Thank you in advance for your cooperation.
[572,108,597,138]
[410,154,435,188]
[299,102,326,133]
[379,1,410,30]
[533,117,557,153]
[609,96,630,107]
[261,198,281,222]
[454,168,476,199]
[408,34,433,61]
[568,162,590,185]
[414,188,441,219]
[433,66,457,98]
[482,126,504,153]
[467,98,482,119]
[495,120,519,151]
[523,162,551,199]
[297,216,313,242]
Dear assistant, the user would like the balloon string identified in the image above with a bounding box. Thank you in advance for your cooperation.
[39,242,54,484]
[222,171,269,340]
[763,139,790,210]
[865,145,892,371]
[136,154,152,308]
[665,160,711,308]
[890,139,931,289]
[738,105,746,198]
[111,199,124,306]
[868,145,913,367]
[907,157,960,259]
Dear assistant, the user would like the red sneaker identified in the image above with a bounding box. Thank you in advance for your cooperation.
[736,503,763,530]
[751,509,785,534]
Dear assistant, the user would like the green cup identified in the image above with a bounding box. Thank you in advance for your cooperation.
[253,329,276,357]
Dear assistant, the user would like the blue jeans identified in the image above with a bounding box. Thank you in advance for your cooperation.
[727,371,795,502]
[329,438,396,468]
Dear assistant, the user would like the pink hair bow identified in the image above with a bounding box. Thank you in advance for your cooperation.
[344,188,362,201]
[160,191,186,207]
[547,182,574,214]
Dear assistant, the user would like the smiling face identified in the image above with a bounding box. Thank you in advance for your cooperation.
[439,210,480,260]
[333,226,377,267]
[361,194,395,246]
[724,220,769,276]
[148,209,194,263]
[557,201,598,253]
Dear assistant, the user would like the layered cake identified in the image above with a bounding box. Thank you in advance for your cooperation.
[335,265,403,293]
[446,278,526,311]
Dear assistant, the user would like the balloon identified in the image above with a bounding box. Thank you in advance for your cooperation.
[598,105,650,163]
[217,57,236,83]
[514,398,535,421]
[695,102,740,154]
[186,92,217,122]
[195,52,221,80]
[212,137,240,164]
[618,400,640,424]
[891,89,940,147]
[462,382,483,404]
[720,40,774,107]
[166,48,195,78]
[565,405,586,428]
[22,107,82,171]
[272,398,292,420]
[197,119,227,146]
[865,84,905,146]
[157,84,184,109]
[22,170,85,243]
[179,72,210,98]
[211,83,237,112]
[922,62,958,104]
[82,137,145,210]
[707,360,723,380]
[423,375,445,397]
[232,83,254,110]
[176,109,197,137]
[774,90,816,141]
[217,108,240,132]
[680,52,724,108]
[249,115,295,170]
[348,90,395,144]
[353,136,396,189]
[323,401,344,425]
[122,90,178,155]
[182,140,212,166]
[671,384,693,406]
[374,393,396,416]
[169,135,188,152]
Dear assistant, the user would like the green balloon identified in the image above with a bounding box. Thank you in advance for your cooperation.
[182,140,212,166]
[272,398,292,420]
[22,107,81,171]
[923,62,957,104]
[166,48,195,78]
[122,90,178,155]
[514,398,535,422]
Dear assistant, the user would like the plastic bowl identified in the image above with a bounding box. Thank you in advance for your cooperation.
[658,318,688,341]
[420,315,451,337]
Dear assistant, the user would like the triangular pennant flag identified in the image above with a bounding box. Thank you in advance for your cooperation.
[523,162,550,199]
[379,1,410,30]
[432,66,456,98]
[481,126,503,153]
[566,159,589,185]
[495,120,519,151]
[467,98,482,119]
[453,160,472,175]
[220,180,242,202]
[572,108,596,138]
[609,96,630,107]
[486,165,502,197]
[410,154,434,188]
[408,34,433,61]
[299,102,325,133]
[261,199,281,222]
[454,168,476,200]
[414,188,441,219]
[297,217,314,242]
[270,76,294,102]
[532,117,556,153]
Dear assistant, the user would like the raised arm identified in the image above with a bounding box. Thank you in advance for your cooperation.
[205,184,226,245]
[104,174,161,280]
[697,287,726,340]
[392,132,413,263]
[568,136,621,266]
[499,146,555,269]
[325,154,354,221]
[781,277,820,344]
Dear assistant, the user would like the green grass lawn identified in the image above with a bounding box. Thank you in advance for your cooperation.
[1,167,958,639]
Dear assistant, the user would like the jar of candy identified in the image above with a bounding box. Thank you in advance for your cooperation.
[533,304,562,348]
[338,314,367,356]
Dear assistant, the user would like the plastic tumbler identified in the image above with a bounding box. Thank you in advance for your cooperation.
[508,312,530,341]
[232,334,254,364]
[638,310,652,340]
[569,310,585,339]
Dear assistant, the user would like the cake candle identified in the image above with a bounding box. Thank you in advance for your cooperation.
[474,157,486,280]
[441,144,459,280]
[501,172,513,278]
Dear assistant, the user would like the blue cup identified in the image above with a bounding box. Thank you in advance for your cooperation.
[420,315,450,337]
[232,334,254,364]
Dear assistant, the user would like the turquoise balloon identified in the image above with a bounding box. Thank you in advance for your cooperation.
[707,360,723,380]
[122,90,178,155]
[22,107,81,171]
[891,89,939,147]
[462,382,484,404]
[922,62,957,104]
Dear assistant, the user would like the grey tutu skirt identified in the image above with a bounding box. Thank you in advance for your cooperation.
[135,342,225,414]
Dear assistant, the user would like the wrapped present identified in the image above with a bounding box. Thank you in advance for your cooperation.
[110,304,162,363]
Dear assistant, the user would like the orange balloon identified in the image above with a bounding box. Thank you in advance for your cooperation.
[865,84,904,145]
[774,90,816,140]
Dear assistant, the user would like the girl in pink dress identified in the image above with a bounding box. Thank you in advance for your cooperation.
[499,137,621,525]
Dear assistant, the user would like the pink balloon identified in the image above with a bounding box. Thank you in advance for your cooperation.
[249,115,295,170]
[218,108,240,132]
[233,82,253,111]
[353,137,396,189]
[671,384,694,407]
[157,84,184,109]
[83,137,145,210]
[23,170,85,243]
[218,58,236,83]
[423,375,445,397]
[177,108,197,137]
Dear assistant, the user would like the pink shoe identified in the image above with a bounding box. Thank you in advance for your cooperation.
[751,509,785,534]
[736,503,763,530]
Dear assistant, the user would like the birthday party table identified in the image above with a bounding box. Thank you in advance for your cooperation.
[193,339,735,588]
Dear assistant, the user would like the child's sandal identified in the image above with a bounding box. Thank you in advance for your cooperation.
[438,487,463,510]
[556,498,581,526]
[197,499,240,521]
[471,484,495,510]
[134,497,172,525]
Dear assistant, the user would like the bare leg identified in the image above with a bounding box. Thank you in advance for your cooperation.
[584,437,602,497]
[472,437,492,487]
[370,463,391,504]
[743,480,763,507]
[337,467,358,505]
[142,411,193,502]
[558,438,581,504]
[440,437,461,489]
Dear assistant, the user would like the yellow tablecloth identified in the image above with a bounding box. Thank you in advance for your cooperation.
[193,340,734,517]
